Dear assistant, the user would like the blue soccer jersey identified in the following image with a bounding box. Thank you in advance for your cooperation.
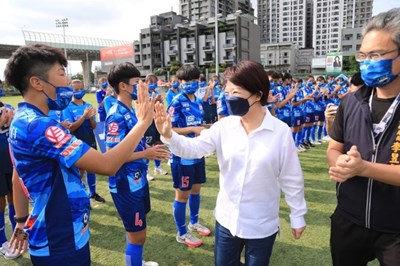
[103,95,118,115]
[96,89,107,121]
[167,93,204,165]
[0,103,14,175]
[61,101,97,148]
[166,89,181,106]
[303,86,316,114]
[105,101,148,194]
[217,91,229,117]
[8,102,91,257]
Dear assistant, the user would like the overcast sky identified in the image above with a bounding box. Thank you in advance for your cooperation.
[0,0,398,79]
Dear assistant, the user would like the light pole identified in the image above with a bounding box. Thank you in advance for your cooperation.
[55,18,69,60]
[215,0,219,78]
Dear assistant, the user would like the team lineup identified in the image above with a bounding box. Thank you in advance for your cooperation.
[0,7,400,266]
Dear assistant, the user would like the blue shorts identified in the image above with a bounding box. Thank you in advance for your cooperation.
[111,183,151,232]
[30,243,90,266]
[291,116,305,127]
[171,158,206,191]
[314,111,325,122]
[304,113,315,123]
[278,116,291,127]
[0,172,12,196]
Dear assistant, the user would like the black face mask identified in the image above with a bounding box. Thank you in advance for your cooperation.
[225,94,253,116]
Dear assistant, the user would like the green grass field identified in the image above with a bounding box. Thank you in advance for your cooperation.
[1,95,379,266]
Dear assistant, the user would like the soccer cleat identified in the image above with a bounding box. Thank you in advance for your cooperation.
[297,146,306,153]
[142,260,159,266]
[0,241,21,260]
[154,167,168,175]
[176,233,203,248]
[311,140,322,145]
[90,193,106,203]
[188,223,211,236]
[306,141,315,148]
[299,143,310,150]
[146,174,155,181]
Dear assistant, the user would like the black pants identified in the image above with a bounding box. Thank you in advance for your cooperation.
[330,209,400,266]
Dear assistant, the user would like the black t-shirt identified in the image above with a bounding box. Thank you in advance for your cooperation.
[330,95,396,143]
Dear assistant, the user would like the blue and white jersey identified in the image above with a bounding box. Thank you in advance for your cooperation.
[217,91,229,117]
[166,89,181,106]
[314,85,327,112]
[47,110,62,122]
[292,87,305,118]
[61,101,96,147]
[105,101,148,194]
[0,103,14,174]
[273,85,292,119]
[167,93,203,165]
[9,102,91,257]
[103,95,118,115]
[302,86,316,114]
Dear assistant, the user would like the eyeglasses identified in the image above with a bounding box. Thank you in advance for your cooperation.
[355,48,399,62]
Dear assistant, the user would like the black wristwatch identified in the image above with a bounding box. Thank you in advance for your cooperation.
[14,215,29,223]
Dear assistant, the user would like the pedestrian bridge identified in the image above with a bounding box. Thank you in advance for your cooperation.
[0,30,131,85]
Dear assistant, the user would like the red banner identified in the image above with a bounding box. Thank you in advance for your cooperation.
[100,44,134,60]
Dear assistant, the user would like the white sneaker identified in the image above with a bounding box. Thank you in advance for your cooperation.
[0,241,21,260]
[146,174,155,181]
[311,141,322,145]
[142,260,159,266]
[154,167,168,175]
[176,232,203,248]
[188,222,211,236]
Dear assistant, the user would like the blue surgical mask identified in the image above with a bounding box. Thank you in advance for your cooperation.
[182,81,199,94]
[225,94,253,116]
[148,83,158,91]
[124,83,138,100]
[360,56,400,87]
[307,81,314,87]
[40,79,73,110]
[199,81,207,87]
[101,82,108,89]
[172,81,180,89]
[73,90,86,100]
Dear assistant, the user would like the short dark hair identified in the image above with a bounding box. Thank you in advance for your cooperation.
[176,65,200,81]
[107,62,140,94]
[282,73,292,81]
[223,60,269,106]
[199,74,206,82]
[4,44,67,96]
[145,73,158,83]
[350,72,364,86]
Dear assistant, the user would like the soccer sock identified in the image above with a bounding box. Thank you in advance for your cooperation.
[8,204,16,231]
[317,125,323,141]
[304,126,311,142]
[125,243,143,266]
[154,160,161,168]
[189,194,200,225]
[310,125,317,142]
[323,122,328,136]
[296,130,303,147]
[0,212,7,245]
[173,200,187,236]
[86,173,96,196]
[292,132,296,142]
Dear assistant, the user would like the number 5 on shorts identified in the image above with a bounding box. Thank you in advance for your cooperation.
[181,176,189,188]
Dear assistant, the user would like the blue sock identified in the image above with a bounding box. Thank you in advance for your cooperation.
[86,173,96,196]
[323,122,328,136]
[8,204,16,231]
[310,125,317,142]
[125,243,143,266]
[317,125,323,141]
[304,126,311,142]
[154,160,161,168]
[189,194,200,225]
[296,131,303,147]
[0,212,7,245]
[173,200,187,236]
[292,132,296,142]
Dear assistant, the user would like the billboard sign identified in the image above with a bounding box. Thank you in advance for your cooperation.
[326,52,342,73]
[100,44,135,72]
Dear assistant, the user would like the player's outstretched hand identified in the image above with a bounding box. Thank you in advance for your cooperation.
[135,80,156,127]
[154,102,172,139]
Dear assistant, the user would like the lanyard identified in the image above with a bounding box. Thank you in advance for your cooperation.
[369,90,400,137]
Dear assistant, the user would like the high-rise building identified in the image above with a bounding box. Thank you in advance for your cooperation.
[258,0,280,44]
[179,0,254,21]
[312,0,372,56]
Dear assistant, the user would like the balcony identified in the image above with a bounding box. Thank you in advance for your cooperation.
[223,43,236,49]
[167,50,178,55]
[223,55,235,62]
[203,58,214,63]
[184,48,195,53]
[184,59,195,64]
[202,46,214,51]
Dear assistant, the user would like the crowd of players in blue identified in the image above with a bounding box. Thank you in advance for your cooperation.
[0,49,351,265]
